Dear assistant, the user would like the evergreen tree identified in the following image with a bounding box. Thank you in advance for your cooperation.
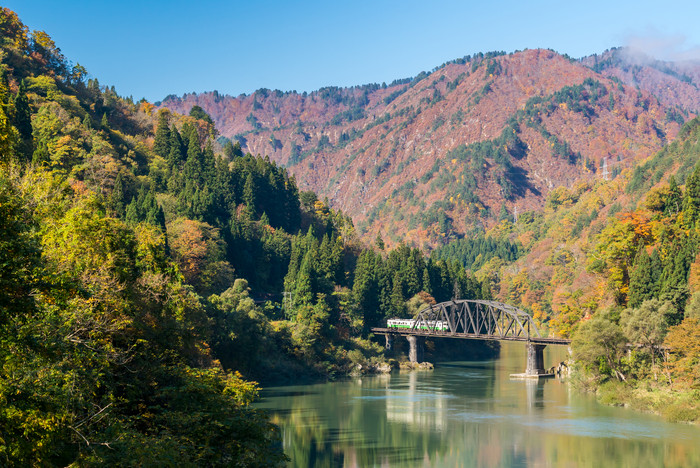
[375,233,385,250]
[167,125,185,168]
[82,114,93,130]
[683,166,700,226]
[153,112,171,159]
[232,141,244,157]
[108,172,127,218]
[124,200,139,225]
[404,248,423,297]
[628,244,654,308]
[452,278,462,300]
[0,69,17,157]
[202,142,217,186]
[189,105,213,125]
[13,79,32,161]
[293,252,316,307]
[498,203,509,221]
[422,268,432,294]
[353,250,381,335]
[243,172,257,216]
[183,130,204,185]
[649,248,663,290]
[665,176,682,216]
[391,271,406,317]
[223,140,235,159]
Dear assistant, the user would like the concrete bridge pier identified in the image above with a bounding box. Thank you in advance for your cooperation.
[385,334,394,351]
[526,343,547,375]
[407,335,425,363]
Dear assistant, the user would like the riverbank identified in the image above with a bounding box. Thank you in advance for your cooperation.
[570,368,700,424]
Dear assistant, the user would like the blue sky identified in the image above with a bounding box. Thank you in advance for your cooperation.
[5,1,700,102]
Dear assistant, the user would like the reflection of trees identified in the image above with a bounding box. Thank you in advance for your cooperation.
[264,374,455,467]
[259,346,700,468]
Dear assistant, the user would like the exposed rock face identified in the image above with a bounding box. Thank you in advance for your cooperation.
[162,48,700,247]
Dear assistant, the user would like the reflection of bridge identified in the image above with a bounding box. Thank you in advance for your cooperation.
[371,300,571,377]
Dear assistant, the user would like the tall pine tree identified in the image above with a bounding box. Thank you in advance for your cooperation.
[12,79,32,161]
[628,244,655,308]
[153,112,171,159]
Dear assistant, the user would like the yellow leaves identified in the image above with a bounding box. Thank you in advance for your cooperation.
[51,135,77,163]
[31,30,57,52]
[664,318,700,389]
[135,223,169,272]
[223,370,260,407]
[451,158,457,164]
[313,199,329,217]
[507,269,530,303]
[687,252,700,291]
[169,218,209,276]
[26,75,60,100]
[546,186,576,210]
[140,101,155,115]
[589,210,656,302]
[532,302,547,322]
[618,211,652,240]
[644,186,671,213]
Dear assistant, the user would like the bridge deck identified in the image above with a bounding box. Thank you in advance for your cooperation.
[371,327,571,346]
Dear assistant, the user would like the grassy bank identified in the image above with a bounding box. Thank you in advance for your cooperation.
[571,367,700,424]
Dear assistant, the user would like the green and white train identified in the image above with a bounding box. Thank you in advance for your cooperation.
[387,319,450,331]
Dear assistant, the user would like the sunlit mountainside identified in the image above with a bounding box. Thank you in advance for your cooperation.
[162,48,700,248]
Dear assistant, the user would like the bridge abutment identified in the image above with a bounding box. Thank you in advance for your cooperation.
[525,343,547,375]
[385,334,394,351]
[407,335,424,363]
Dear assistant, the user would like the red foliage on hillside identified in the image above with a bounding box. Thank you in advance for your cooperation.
[162,48,700,248]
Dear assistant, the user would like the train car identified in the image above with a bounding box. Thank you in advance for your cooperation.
[387,318,449,331]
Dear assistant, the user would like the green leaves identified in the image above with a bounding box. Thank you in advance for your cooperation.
[0,166,284,465]
[572,312,627,381]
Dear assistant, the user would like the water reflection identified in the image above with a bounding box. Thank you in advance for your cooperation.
[256,342,700,468]
[385,371,450,430]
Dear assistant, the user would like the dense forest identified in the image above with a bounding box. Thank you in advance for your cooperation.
[0,9,488,465]
[2,6,700,465]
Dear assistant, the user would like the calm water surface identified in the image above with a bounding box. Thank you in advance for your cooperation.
[255,342,700,467]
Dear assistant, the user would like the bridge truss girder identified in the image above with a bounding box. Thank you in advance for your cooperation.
[412,300,541,340]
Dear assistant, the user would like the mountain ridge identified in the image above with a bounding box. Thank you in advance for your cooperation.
[161,47,700,248]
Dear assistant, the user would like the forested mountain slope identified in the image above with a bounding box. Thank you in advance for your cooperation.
[162,48,700,248]
[489,116,700,336]
[0,8,494,464]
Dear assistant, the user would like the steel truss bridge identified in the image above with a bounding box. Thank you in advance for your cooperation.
[371,299,570,345]
[371,300,570,374]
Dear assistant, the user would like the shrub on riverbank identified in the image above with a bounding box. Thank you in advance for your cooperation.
[570,302,700,424]
[593,380,700,423]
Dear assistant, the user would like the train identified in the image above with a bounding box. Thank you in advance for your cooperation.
[387,318,450,331]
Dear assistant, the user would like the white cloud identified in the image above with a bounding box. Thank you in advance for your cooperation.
[624,27,700,62]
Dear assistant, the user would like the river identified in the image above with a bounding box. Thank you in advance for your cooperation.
[255,342,700,467]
